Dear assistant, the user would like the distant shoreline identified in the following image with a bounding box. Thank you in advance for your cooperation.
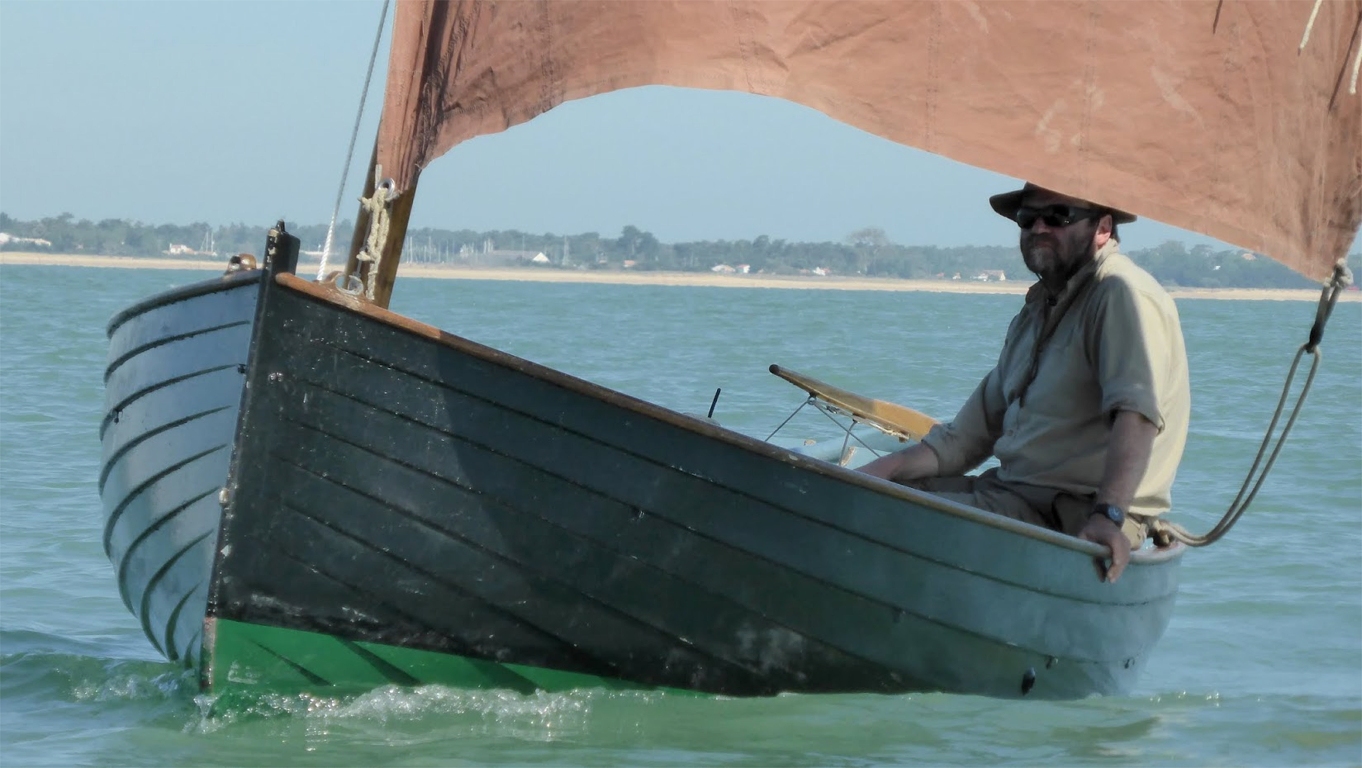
[2,251,1354,303]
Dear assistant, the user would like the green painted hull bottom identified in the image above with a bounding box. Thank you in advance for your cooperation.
[204,618,678,695]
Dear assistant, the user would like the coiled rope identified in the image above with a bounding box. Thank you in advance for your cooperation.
[318,0,391,281]
[1153,260,1354,547]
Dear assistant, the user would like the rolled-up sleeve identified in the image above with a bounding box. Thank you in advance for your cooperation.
[920,366,1006,476]
[1090,279,1167,432]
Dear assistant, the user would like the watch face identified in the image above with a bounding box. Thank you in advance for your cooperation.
[1094,503,1125,526]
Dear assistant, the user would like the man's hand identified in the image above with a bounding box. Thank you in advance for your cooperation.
[857,442,940,484]
[1078,514,1131,583]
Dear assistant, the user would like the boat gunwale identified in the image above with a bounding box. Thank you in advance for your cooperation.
[106,269,261,337]
[273,272,1185,569]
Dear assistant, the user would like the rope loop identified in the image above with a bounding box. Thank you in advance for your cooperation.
[1153,259,1351,548]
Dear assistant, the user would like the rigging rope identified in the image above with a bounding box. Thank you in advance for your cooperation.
[318,0,391,281]
[353,179,396,300]
[1153,260,1353,548]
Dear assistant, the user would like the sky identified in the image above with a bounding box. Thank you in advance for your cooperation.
[1,1,1353,256]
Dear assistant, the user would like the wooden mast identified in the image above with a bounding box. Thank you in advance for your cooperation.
[369,178,417,310]
[344,147,419,311]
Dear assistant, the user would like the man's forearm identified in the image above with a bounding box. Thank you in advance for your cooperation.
[1096,410,1157,510]
[858,442,941,484]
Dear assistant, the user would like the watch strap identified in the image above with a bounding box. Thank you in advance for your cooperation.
[1090,502,1126,527]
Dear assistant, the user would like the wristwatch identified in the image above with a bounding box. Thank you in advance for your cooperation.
[1090,502,1126,528]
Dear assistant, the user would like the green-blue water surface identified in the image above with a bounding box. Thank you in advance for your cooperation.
[1,265,1359,766]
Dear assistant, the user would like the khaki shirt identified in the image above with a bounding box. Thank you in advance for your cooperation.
[920,241,1190,518]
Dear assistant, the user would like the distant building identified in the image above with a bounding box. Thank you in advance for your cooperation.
[0,232,53,248]
[463,249,547,267]
[736,264,751,274]
[163,243,216,256]
[711,264,736,274]
[974,269,1007,281]
[166,228,217,257]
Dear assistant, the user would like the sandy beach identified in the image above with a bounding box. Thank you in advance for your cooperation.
[1,251,1354,302]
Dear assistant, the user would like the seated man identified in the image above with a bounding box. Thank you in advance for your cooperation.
[859,183,1190,583]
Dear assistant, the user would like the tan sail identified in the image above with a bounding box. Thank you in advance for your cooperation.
[373,0,1361,284]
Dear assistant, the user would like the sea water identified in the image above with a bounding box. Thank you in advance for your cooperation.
[1,264,1358,766]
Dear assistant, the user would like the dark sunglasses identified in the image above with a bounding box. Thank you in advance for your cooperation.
[1014,204,1101,229]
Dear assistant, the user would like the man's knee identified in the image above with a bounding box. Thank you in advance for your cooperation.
[908,475,1053,529]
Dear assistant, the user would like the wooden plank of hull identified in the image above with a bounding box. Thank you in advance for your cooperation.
[208,275,1183,699]
[100,272,259,666]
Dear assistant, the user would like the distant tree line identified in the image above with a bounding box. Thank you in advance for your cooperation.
[2,212,1355,290]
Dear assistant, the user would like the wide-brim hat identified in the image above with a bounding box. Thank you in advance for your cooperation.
[989,182,1137,224]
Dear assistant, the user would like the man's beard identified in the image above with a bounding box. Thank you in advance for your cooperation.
[1023,234,1059,275]
[1022,231,1095,287]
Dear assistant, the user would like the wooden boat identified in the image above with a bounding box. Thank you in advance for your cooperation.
[98,0,1361,699]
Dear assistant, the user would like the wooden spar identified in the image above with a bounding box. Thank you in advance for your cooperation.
[344,147,419,310]
[367,179,417,309]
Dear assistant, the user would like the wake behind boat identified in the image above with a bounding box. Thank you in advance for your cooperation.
[97,0,1360,700]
